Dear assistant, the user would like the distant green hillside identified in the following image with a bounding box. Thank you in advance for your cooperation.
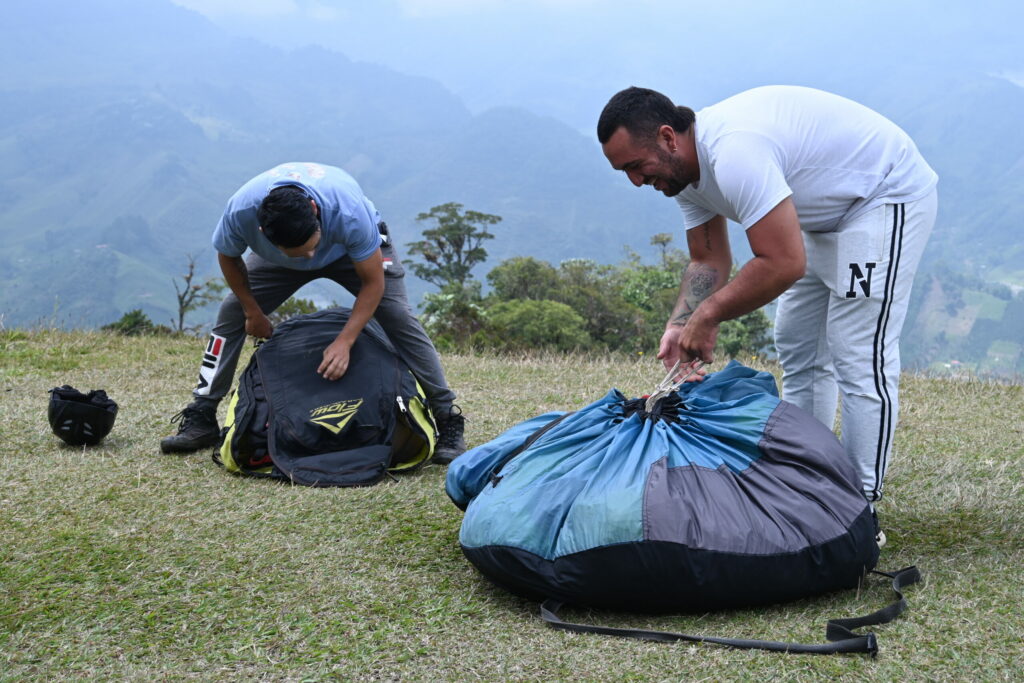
[1,0,1022,379]
[0,1,677,329]
[903,265,1024,377]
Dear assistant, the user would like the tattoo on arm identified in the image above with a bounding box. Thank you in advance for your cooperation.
[670,264,719,326]
[703,225,712,251]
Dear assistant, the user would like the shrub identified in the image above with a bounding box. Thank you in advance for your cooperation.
[483,299,592,352]
[269,297,320,325]
[102,309,172,336]
[421,282,487,351]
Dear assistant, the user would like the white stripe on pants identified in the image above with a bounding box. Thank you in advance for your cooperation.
[774,189,937,501]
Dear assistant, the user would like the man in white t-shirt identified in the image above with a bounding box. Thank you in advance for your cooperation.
[598,86,938,542]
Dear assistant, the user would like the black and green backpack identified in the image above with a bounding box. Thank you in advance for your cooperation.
[215,308,436,486]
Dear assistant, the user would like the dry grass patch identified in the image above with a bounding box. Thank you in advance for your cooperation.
[1,332,1021,680]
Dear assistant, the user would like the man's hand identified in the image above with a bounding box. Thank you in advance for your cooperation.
[657,325,684,370]
[245,310,274,339]
[657,324,710,382]
[676,307,719,365]
[318,337,352,380]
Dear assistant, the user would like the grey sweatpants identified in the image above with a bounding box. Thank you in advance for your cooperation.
[190,241,456,414]
[774,189,937,502]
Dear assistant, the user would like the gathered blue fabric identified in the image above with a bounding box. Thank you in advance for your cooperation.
[446,361,878,612]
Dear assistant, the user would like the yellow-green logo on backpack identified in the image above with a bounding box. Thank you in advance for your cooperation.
[309,399,363,434]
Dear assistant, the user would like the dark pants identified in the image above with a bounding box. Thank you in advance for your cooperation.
[191,242,456,414]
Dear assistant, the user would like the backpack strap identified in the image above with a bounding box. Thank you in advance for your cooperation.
[212,352,263,472]
[540,566,920,656]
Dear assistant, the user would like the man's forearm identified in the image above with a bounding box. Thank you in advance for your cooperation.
[692,197,805,325]
[336,278,384,345]
[669,262,723,327]
[694,255,797,325]
[217,253,262,316]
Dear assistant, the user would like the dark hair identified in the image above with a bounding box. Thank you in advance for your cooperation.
[257,186,319,248]
[597,86,696,145]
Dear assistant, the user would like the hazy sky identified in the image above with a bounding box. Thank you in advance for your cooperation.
[167,0,1024,132]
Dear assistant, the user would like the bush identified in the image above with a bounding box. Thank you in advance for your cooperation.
[548,259,646,351]
[421,283,487,351]
[269,297,320,325]
[718,310,774,360]
[487,257,560,301]
[101,309,172,336]
[422,232,773,358]
[482,299,592,352]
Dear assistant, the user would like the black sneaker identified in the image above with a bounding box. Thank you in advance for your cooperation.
[160,402,220,454]
[432,404,466,465]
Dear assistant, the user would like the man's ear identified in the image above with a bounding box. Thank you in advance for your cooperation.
[657,124,677,149]
[310,199,319,217]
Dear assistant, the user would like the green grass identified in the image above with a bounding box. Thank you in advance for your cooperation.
[2,330,1022,680]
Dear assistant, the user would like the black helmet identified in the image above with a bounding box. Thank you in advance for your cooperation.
[48,385,119,446]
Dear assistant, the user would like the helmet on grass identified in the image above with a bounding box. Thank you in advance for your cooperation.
[48,385,118,446]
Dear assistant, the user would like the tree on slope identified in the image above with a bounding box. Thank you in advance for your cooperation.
[406,202,501,349]
[406,202,500,289]
[172,254,225,334]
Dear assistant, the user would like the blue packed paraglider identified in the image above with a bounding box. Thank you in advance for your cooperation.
[447,361,879,613]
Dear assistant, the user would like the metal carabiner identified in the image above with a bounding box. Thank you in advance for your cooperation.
[644,360,706,413]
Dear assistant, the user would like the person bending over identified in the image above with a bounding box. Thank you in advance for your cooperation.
[598,86,938,545]
[161,162,466,465]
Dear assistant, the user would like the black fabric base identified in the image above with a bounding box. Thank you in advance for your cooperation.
[462,506,879,613]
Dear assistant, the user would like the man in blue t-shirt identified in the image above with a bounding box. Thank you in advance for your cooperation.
[160,162,465,464]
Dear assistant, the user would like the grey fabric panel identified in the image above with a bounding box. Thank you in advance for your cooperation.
[760,399,859,480]
[644,401,870,554]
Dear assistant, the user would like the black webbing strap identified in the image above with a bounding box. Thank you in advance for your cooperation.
[825,566,921,645]
[540,566,921,656]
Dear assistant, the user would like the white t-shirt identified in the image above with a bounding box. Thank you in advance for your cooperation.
[675,86,938,233]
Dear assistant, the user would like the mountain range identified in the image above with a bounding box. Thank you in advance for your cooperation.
[1,0,1022,375]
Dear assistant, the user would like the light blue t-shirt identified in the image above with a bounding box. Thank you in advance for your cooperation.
[212,162,382,270]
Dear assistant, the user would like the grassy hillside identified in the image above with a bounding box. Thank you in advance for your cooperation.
[903,269,1024,377]
[3,2,1024,373]
[0,0,680,330]
[1,329,1022,679]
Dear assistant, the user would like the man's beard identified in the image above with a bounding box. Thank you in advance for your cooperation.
[655,147,692,197]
